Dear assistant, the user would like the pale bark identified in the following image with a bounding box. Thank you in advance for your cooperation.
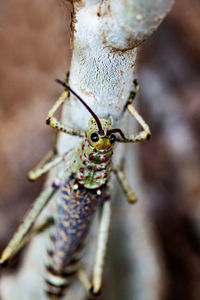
[0,0,174,299]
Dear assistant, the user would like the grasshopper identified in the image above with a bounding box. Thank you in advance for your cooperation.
[0,77,150,299]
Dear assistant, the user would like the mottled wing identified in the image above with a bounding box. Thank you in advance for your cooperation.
[50,177,107,273]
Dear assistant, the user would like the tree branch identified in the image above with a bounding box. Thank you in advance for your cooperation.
[0,0,174,299]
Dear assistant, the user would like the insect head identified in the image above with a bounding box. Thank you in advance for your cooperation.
[56,79,126,149]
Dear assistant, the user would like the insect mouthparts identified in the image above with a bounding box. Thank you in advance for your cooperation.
[99,130,105,136]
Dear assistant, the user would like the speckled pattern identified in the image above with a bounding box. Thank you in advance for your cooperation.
[45,117,114,298]
[70,138,113,189]
[46,177,109,298]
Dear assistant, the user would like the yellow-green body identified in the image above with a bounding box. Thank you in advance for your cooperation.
[69,118,114,189]
[0,79,151,299]
[70,138,113,189]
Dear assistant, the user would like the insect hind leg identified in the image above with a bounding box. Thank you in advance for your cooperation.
[77,200,111,296]
[0,185,60,266]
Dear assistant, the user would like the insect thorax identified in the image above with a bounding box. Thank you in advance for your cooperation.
[70,138,113,189]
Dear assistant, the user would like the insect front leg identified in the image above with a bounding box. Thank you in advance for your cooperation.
[78,200,111,296]
[117,80,151,143]
[46,90,84,137]
[0,185,60,266]
[113,166,137,204]
[122,78,139,112]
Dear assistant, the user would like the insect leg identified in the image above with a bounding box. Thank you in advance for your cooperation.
[90,200,111,295]
[0,185,59,265]
[77,269,91,291]
[122,79,139,112]
[117,80,151,143]
[28,134,59,180]
[6,217,55,264]
[117,103,151,143]
[77,201,111,295]
[46,90,84,137]
[117,104,151,142]
[28,149,71,181]
[113,166,137,204]
[22,216,54,244]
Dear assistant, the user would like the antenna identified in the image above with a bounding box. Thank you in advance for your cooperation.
[107,128,125,139]
[55,79,103,134]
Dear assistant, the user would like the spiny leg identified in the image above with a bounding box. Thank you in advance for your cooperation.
[47,72,70,125]
[28,154,60,181]
[22,216,54,245]
[28,134,59,181]
[122,79,139,112]
[117,80,151,143]
[113,166,137,204]
[90,200,111,295]
[46,87,84,137]
[77,269,91,293]
[7,217,55,262]
[78,200,111,296]
[28,149,72,181]
[128,103,151,139]
[29,150,55,176]
[117,104,151,142]
[0,185,59,265]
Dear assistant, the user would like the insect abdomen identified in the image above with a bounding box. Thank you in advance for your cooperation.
[45,177,106,298]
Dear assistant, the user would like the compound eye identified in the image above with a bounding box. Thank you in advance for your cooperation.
[110,134,116,144]
[91,133,99,142]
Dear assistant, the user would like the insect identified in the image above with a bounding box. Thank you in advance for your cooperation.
[0,76,150,299]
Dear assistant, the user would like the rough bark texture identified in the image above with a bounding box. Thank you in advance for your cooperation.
[0,0,176,299]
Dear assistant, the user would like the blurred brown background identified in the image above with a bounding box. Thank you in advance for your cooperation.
[0,1,199,300]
